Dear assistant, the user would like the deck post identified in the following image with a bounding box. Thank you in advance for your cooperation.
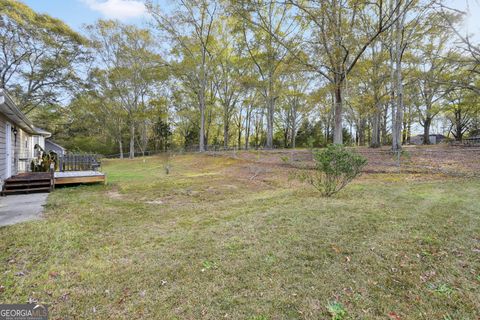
[49,163,55,191]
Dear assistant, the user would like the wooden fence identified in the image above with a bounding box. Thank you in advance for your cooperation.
[58,154,101,172]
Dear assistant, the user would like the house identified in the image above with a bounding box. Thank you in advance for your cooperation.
[45,139,66,156]
[464,135,480,145]
[410,134,446,145]
[0,89,51,183]
[0,89,105,195]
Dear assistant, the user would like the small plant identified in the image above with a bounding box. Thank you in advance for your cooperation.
[297,144,367,197]
[428,283,454,295]
[30,144,58,172]
[201,260,218,272]
[164,153,172,174]
[280,155,290,163]
[435,284,454,295]
[164,164,171,175]
[326,301,347,320]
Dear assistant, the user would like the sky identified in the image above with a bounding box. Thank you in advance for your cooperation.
[21,0,480,36]
[22,0,151,31]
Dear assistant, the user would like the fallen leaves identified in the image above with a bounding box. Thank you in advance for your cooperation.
[420,270,436,283]
[388,311,401,320]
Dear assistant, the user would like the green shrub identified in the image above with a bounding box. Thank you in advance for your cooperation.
[326,301,347,320]
[297,144,367,197]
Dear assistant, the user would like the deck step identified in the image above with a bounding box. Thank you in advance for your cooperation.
[4,185,51,191]
[2,173,53,196]
[5,177,50,183]
[2,187,51,194]
[4,181,51,188]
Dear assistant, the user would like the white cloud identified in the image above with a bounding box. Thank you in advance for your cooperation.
[82,0,146,20]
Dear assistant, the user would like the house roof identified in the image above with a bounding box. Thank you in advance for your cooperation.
[465,135,480,140]
[413,134,446,138]
[45,139,66,151]
[0,89,51,137]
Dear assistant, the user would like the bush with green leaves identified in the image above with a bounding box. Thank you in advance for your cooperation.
[297,144,367,197]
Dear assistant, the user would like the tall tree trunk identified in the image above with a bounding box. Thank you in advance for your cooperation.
[358,118,366,146]
[370,40,382,148]
[259,109,265,148]
[392,61,404,151]
[371,107,381,148]
[245,105,251,150]
[266,95,274,149]
[237,123,242,149]
[390,51,397,149]
[333,82,343,144]
[237,111,242,149]
[129,123,135,159]
[392,3,404,151]
[382,105,388,145]
[199,46,207,152]
[291,118,297,149]
[199,94,205,152]
[407,114,411,144]
[118,138,124,159]
[454,109,464,141]
[423,117,432,144]
[223,121,229,148]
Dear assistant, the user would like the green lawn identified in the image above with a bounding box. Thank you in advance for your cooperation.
[1,154,479,319]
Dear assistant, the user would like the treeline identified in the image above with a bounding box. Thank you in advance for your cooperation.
[1,0,479,157]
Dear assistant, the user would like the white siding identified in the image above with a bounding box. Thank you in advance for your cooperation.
[0,114,35,178]
[0,115,6,181]
[17,128,32,173]
[0,114,16,180]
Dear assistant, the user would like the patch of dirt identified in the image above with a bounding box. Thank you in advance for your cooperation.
[183,188,200,196]
[222,184,238,190]
[107,190,123,199]
[145,199,164,205]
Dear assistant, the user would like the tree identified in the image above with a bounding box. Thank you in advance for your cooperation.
[0,0,88,113]
[148,0,217,152]
[438,2,480,95]
[86,20,164,158]
[230,0,295,148]
[66,90,127,156]
[445,89,479,141]
[211,18,245,147]
[283,0,410,145]
[277,70,312,148]
[414,27,456,144]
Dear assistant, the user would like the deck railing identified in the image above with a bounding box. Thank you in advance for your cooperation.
[58,154,101,172]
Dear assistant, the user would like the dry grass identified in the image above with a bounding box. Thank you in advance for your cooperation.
[0,153,479,319]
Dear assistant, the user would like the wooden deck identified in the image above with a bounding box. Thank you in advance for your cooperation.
[54,171,105,185]
[2,171,105,195]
